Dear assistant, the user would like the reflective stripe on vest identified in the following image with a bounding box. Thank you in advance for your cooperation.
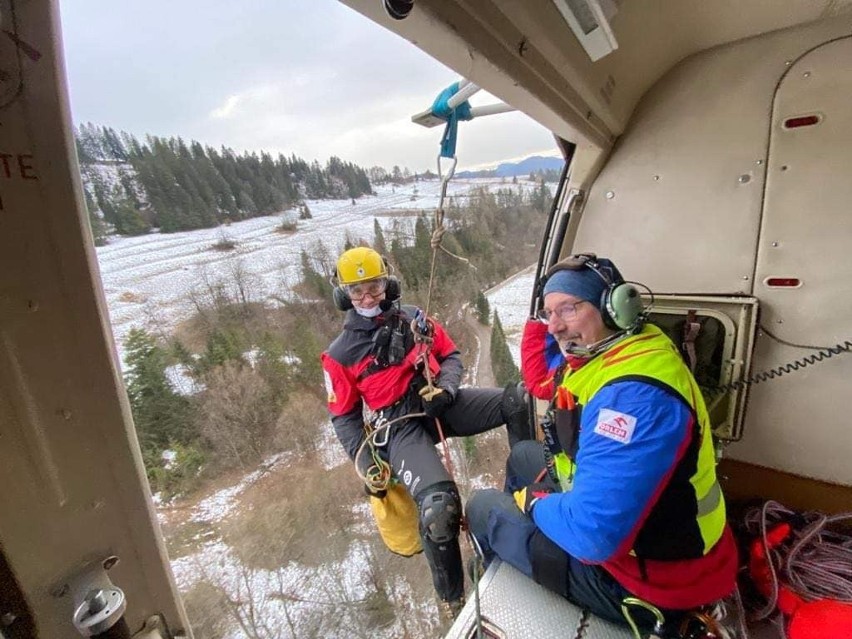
[557,324,725,557]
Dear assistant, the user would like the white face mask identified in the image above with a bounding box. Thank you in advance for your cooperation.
[355,304,383,318]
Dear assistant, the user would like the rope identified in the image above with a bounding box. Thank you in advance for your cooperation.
[743,500,852,621]
[354,411,428,492]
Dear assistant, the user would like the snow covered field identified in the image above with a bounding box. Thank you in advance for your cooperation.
[486,267,536,365]
[95,177,535,367]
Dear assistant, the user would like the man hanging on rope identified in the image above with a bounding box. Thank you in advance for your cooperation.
[321,246,530,619]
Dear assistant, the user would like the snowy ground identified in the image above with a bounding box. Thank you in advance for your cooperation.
[95,177,536,367]
[486,267,536,365]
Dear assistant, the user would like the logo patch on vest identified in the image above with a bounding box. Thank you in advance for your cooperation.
[594,408,636,444]
[323,370,337,405]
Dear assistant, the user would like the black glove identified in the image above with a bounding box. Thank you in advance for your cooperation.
[513,482,555,515]
[419,385,454,418]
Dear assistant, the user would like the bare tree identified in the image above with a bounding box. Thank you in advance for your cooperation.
[196,362,277,469]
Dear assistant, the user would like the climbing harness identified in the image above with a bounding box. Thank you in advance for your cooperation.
[355,411,428,493]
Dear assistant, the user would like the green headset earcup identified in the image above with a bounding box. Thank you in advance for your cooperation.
[603,283,644,330]
[333,286,353,311]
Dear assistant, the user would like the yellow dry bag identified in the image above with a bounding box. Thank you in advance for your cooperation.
[369,482,422,557]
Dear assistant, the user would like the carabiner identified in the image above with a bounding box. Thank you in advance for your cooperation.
[437,154,458,184]
[371,415,391,448]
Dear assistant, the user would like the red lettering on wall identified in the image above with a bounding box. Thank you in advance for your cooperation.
[19,155,37,180]
[0,153,38,180]
[0,153,11,178]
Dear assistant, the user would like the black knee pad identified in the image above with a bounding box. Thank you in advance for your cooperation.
[502,382,532,442]
[418,482,461,544]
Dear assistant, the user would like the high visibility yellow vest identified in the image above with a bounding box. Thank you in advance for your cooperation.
[554,324,726,558]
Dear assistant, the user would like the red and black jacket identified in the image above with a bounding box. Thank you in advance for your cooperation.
[321,304,462,460]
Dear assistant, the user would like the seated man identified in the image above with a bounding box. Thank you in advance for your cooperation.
[321,247,529,619]
[466,254,737,631]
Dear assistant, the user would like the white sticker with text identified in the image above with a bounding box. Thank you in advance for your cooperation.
[594,408,637,444]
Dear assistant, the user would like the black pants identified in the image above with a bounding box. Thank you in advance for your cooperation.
[378,386,508,601]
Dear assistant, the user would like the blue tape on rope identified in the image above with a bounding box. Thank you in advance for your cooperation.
[440,113,458,159]
[430,82,473,121]
[431,82,473,159]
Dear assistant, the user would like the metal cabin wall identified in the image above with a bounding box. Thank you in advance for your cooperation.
[739,37,852,485]
[0,1,190,636]
[571,18,852,485]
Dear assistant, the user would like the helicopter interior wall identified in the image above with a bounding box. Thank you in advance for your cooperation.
[569,18,852,486]
[0,1,189,636]
[738,35,852,485]
[343,0,852,171]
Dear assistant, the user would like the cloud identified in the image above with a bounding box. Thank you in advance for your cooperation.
[210,94,242,119]
[61,0,556,171]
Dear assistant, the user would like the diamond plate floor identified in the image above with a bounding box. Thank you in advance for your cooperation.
[445,560,633,639]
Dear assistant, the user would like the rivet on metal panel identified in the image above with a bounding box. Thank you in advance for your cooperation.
[755,160,763,165]
[742,276,749,280]
[51,583,69,598]
[652,175,659,181]
[776,319,784,324]
[605,190,615,199]
[771,242,779,247]
[738,174,751,184]
[59,408,72,420]
[780,165,789,171]
[803,71,811,78]
[784,60,792,66]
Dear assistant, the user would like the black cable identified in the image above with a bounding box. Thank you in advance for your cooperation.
[758,324,840,351]
[700,337,851,401]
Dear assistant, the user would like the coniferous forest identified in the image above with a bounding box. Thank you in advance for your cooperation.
[76,123,373,240]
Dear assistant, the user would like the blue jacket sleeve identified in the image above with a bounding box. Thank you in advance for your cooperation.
[532,380,696,563]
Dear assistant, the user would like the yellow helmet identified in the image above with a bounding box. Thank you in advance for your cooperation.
[336,247,388,285]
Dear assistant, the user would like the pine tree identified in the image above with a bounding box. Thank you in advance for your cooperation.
[123,328,193,468]
[197,329,245,374]
[490,312,520,386]
[373,218,387,254]
[474,290,491,325]
[300,249,333,300]
[113,199,150,235]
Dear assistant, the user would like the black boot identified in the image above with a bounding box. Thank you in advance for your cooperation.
[501,382,532,446]
[421,533,464,603]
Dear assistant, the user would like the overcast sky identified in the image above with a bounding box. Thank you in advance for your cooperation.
[58,0,559,172]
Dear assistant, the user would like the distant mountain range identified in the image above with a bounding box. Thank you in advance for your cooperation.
[456,155,564,179]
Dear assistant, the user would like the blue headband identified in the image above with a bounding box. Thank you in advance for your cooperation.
[542,257,624,303]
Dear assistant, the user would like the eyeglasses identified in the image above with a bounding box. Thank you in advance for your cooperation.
[345,278,388,301]
[536,300,588,323]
